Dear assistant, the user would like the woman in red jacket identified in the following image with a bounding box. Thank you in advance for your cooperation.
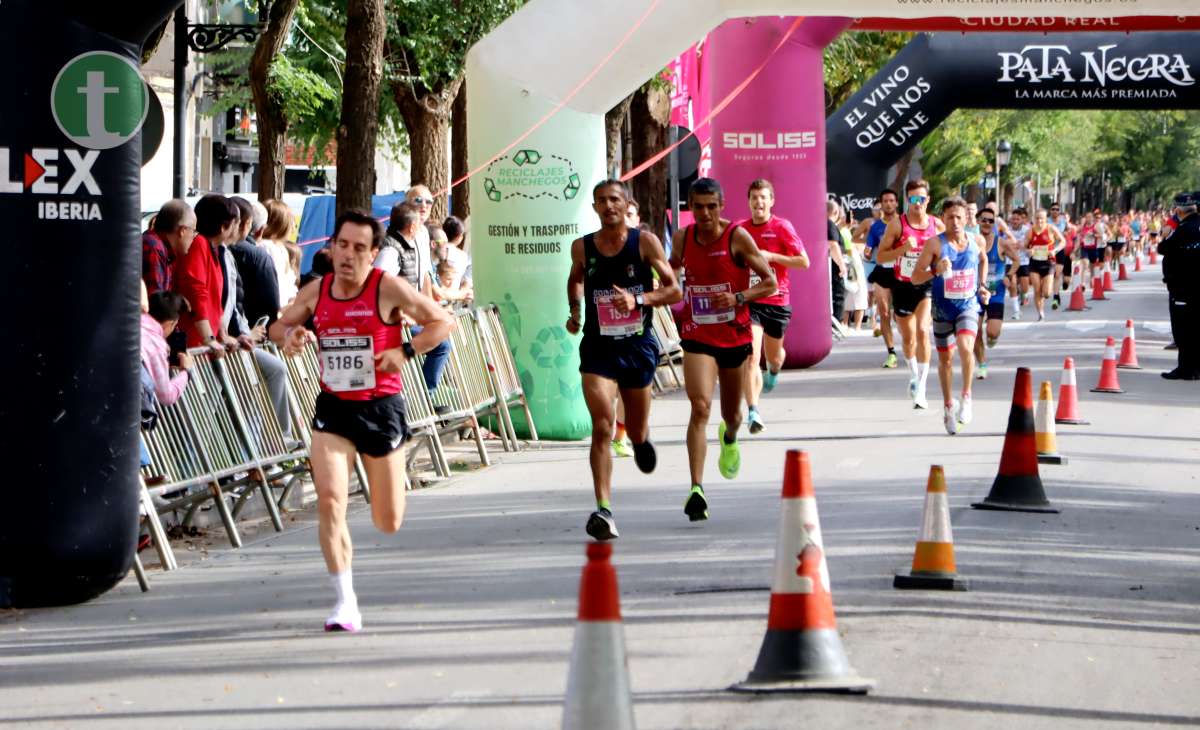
[175,195,240,355]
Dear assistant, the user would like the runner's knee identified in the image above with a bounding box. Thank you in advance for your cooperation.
[372,506,404,534]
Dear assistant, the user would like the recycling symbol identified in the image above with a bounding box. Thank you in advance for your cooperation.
[529,326,573,370]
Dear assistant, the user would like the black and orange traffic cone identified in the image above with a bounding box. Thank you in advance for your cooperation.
[894,465,968,591]
[732,451,874,694]
[972,368,1059,514]
[562,543,635,730]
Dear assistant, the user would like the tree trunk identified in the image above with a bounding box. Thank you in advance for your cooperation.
[890,147,919,194]
[393,76,462,225]
[249,0,301,200]
[629,85,669,234]
[336,0,386,215]
[450,78,469,220]
[604,93,634,177]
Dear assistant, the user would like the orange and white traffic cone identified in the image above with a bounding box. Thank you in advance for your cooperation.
[1135,254,1143,272]
[1117,319,1141,369]
[1035,381,1066,465]
[1149,246,1158,265]
[1055,357,1089,425]
[1118,261,1129,281]
[894,465,968,591]
[732,450,874,694]
[1067,271,1088,312]
[562,543,635,730]
[1091,272,1107,301]
[973,367,1059,513]
[1103,268,1115,292]
[1091,336,1124,394]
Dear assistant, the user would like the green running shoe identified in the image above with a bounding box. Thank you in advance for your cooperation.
[717,421,740,479]
[883,352,898,368]
[611,438,633,458]
[684,485,708,522]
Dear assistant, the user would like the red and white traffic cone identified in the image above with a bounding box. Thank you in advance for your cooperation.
[1134,254,1143,273]
[1091,272,1107,301]
[1103,269,1115,292]
[1091,336,1124,394]
[562,543,635,730]
[1149,246,1158,265]
[894,465,968,590]
[1117,319,1141,369]
[1055,357,1088,425]
[732,450,874,694]
[1067,272,1088,312]
[1118,261,1129,281]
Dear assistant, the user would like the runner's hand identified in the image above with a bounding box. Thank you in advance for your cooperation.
[375,348,407,374]
[936,257,953,276]
[712,291,738,308]
[610,284,636,313]
[282,325,310,355]
[565,316,581,335]
[978,286,991,303]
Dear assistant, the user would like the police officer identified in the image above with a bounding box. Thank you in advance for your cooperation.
[1159,191,1200,380]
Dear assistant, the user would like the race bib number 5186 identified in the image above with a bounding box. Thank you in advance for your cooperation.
[320,336,375,392]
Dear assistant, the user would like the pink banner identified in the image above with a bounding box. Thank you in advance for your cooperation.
[708,16,851,369]
[668,44,698,128]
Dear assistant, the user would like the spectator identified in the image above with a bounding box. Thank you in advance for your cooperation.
[406,184,435,279]
[260,200,301,306]
[842,211,868,330]
[177,194,239,354]
[429,224,472,307]
[141,290,194,407]
[827,200,849,323]
[377,202,424,282]
[442,215,472,290]
[301,246,332,290]
[142,199,196,296]
[228,197,281,328]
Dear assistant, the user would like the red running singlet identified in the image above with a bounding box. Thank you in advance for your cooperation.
[894,213,941,283]
[312,268,405,401]
[678,222,752,348]
[1028,226,1053,263]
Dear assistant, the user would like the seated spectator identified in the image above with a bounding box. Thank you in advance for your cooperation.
[260,200,301,306]
[229,196,281,328]
[142,199,196,296]
[141,290,194,407]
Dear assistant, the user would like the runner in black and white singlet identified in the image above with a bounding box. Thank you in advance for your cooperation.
[566,179,680,541]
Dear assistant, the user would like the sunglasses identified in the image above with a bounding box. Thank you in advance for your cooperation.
[908,195,928,205]
[978,217,995,224]
[409,196,433,205]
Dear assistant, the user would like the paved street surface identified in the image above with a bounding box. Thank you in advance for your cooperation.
[3,265,1199,729]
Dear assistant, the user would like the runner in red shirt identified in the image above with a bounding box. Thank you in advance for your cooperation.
[270,210,451,633]
[670,178,776,522]
[738,179,809,435]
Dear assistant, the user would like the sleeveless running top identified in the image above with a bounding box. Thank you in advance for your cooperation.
[1081,224,1098,249]
[932,233,981,319]
[678,222,752,347]
[984,230,1005,294]
[1028,226,1054,262]
[313,268,405,401]
[582,228,654,340]
[895,213,941,283]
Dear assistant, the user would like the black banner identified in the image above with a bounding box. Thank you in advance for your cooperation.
[827,32,1200,219]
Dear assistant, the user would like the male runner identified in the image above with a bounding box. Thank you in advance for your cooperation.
[866,189,901,368]
[740,179,809,434]
[608,198,646,459]
[566,180,680,540]
[911,197,989,435]
[876,179,945,409]
[1050,203,1072,308]
[1009,208,1032,316]
[670,177,776,521]
[974,209,1018,380]
[1078,211,1104,286]
[1026,209,1068,321]
[269,209,452,633]
[965,202,980,238]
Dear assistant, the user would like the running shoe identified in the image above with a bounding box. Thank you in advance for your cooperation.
[325,604,362,633]
[976,363,988,380]
[586,508,619,540]
[684,485,709,522]
[883,352,898,368]
[717,421,740,479]
[611,438,633,458]
[1037,310,1045,322]
[914,383,929,410]
[943,401,960,435]
[632,441,657,474]
[957,394,973,426]
[1052,295,1061,310]
[908,374,918,401]
[747,408,765,435]
[762,369,779,393]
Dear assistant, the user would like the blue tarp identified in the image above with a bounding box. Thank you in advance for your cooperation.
[296,192,406,274]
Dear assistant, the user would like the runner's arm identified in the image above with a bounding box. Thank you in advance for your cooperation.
[767,220,810,269]
[379,273,453,357]
[909,239,940,285]
[639,232,682,307]
[977,246,991,302]
[731,227,777,304]
[566,237,585,332]
[874,219,907,263]
[1050,226,1067,254]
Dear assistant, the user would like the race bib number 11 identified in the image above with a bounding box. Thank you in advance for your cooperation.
[689,283,735,324]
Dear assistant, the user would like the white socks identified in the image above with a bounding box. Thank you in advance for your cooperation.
[908,358,919,378]
[331,570,357,610]
[917,361,930,385]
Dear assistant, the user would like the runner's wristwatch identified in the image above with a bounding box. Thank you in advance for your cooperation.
[735,291,746,306]
[634,293,645,307]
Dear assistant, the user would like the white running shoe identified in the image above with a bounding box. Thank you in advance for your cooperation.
[943,400,959,435]
[914,383,929,410]
[908,375,918,401]
[325,603,362,633]
[958,394,973,426]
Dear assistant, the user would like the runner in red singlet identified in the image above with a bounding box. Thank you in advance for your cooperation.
[670,178,776,522]
[738,178,809,435]
[876,179,945,409]
[1026,209,1067,321]
[269,210,452,633]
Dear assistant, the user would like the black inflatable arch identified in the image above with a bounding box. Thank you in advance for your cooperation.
[827,31,1200,218]
[0,1,181,607]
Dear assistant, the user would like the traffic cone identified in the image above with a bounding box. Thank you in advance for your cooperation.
[1090,272,1107,301]
[1103,269,1115,292]
[1117,319,1141,369]
[894,465,968,591]
[562,542,635,730]
[1055,357,1089,425]
[1149,246,1158,265]
[1035,381,1067,465]
[972,368,1059,513]
[1067,275,1088,312]
[1118,261,1129,281]
[732,450,874,694]
[1091,336,1124,394]
[1134,255,1143,272]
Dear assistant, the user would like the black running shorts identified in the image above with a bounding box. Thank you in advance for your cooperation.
[891,280,932,318]
[681,339,752,370]
[1055,250,1071,268]
[579,333,660,390]
[313,392,411,458]
[1029,260,1053,277]
[749,303,792,340]
[868,265,896,289]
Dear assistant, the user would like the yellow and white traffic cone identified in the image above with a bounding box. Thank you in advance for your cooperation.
[1035,381,1067,465]
[894,465,968,590]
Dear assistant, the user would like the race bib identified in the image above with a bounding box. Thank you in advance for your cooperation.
[944,268,977,300]
[594,290,643,338]
[1032,246,1050,261]
[899,250,921,279]
[320,336,375,392]
[688,283,735,324]
[1083,234,1097,248]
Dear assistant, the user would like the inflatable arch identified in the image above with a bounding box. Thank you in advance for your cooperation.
[465,0,1176,440]
[827,31,1200,220]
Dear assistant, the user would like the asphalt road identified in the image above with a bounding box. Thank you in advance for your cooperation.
[2,262,1198,729]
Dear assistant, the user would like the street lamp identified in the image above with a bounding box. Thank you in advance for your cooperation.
[996,139,1012,214]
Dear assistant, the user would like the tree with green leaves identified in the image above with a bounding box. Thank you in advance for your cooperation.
[249,0,303,199]
[337,0,387,213]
